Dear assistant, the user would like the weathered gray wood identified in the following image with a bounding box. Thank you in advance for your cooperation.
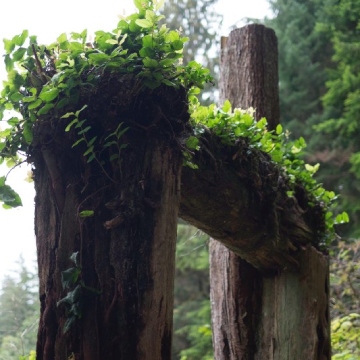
[219,24,279,130]
[209,24,330,359]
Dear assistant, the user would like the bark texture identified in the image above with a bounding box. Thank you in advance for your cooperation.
[207,24,331,360]
[180,26,322,271]
[32,24,331,360]
[33,78,188,360]
[219,24,279,130]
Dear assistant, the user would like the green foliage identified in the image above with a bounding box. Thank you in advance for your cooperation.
[187,98,347,244]
[0,176,22,208]
[0,257,39,359]
[266,0,360,237]
[310,0,360,237]
[57,252,84,333]
[173,224,213,359]
[330,241,360,319]
[264,0,332,140]
[18,350,36,360]
[57,252,100,333]
[332,313,360,359]
[330,240,360,358]
[0,0,213,208]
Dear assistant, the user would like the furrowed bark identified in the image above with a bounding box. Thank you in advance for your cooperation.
[34,79,188,360]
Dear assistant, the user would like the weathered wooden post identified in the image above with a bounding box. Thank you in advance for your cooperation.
[210,24,330,359]
[34,83,188,360]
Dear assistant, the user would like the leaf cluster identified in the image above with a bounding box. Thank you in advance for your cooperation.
[57,252,100,333]
[187,98,349,244]
[0,0,213,208]
[332,313,360,359]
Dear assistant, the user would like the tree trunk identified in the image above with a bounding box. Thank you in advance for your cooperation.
[209,24,331,359]
[34,79,189,360]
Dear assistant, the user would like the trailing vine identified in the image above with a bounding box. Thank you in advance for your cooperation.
[57,252,101,333]
[0,0,348,243]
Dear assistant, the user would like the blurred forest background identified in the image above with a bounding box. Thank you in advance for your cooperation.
[1,0,360,358]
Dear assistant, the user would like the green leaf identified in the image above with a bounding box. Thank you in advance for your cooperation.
[60,268,81,289]
[0,178,22,208]
[88,136,97,146]
[79,210,94,218]
[83,145,94,156]
[28,98,43,109]
[23,121,33,144]
[88,52,111,64]
[139,47,155,57]
[39,87,59,102]
[109,154,119,162]
[61,111,75,119]
[75,119,86,128]
[13,30,28,46]
[72,138,85,148]
[145,10,157,22]
[12,47,27,61]
[134,0,147,11]
[70,252,79,267]
[276,124,283,135]
[135,19,153,28]
[335,212,350,224]
[7,117,19,126]
[222,100,231,113]
[106,39,118,45]
[3,38,15,54]
[87,153,96,163]
[4,54,14,72]
[165,30,180,42]
[65,119,78,132]
[159,58,176,67]
[186,136,199,150]
[142,57,159,68]
[37,103,54,115]
[22,95,37,103]
[10,92,23,102]
[62,316,76,334]
[78,126,91,135]
[57,32,68,44]
[75,104,87,115]
[161,79,177,87]
[129,20,141,33]
[142,35,154,48]
[56,97,69,109]
[154,0,165,10]
[171,40,183,51]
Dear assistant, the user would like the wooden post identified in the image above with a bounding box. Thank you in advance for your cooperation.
[210,24,330,359]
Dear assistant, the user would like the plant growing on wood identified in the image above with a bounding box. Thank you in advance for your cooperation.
[57,252,101,333]
[0,1,347,243]
[0,1,350,358]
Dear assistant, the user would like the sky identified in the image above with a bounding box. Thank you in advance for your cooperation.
[0,0,272,281]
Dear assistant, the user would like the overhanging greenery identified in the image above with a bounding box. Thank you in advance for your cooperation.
[0,0,347,245]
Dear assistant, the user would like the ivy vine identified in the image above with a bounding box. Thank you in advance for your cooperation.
[0,0,348,242]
